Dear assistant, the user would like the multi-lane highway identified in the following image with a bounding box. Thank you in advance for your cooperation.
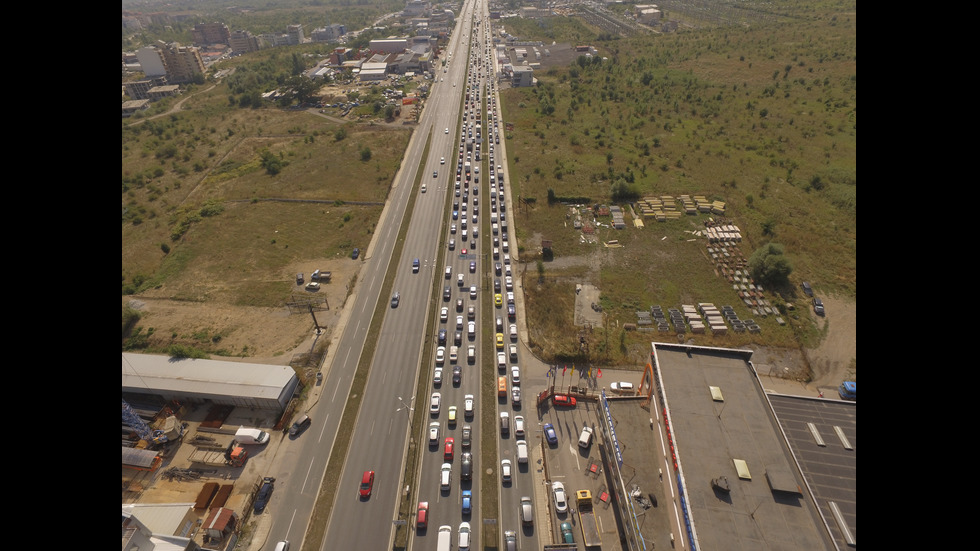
[257,0,542,549]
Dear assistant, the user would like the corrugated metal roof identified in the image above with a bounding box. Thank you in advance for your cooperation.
[122,446,161,468]
[122,503,196,535]
[122,353,295,401]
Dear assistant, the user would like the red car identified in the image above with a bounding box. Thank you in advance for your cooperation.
[359,470,375,498]
[416,501,429,528]
[552,394,577,407]
[444,437,455,461]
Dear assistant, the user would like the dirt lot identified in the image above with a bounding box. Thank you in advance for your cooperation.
[125,257,363,366]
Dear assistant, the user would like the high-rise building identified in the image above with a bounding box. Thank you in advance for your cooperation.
[230,30,260,54]
[156,41,206,84]
[135,46,167,78]
[192,22,231,46]
[287,24,305,45]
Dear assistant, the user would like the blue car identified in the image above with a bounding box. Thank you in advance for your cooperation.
[544,423,558,445]
[254,477,276,513]
[413,258,420,273]
[462,489,472,515]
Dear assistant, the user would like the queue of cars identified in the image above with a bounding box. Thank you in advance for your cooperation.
[414,11,547,549]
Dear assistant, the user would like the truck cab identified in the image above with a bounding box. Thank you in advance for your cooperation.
[838,380,857,400]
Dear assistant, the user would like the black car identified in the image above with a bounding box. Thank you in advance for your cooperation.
[494,279,501,293]
[453,365,462,385]
[443,286,452,301]
[254,477,276,513]
[456,298,464,312]
[454,331,463,346]
[507,304,516,321]
[438,329,447,346]
[351,248,360,260]
[813,297,825,316]
[390,292,400,308]
[801,282,813,297]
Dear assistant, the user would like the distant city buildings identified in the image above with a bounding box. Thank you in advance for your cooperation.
[312,24,347,43]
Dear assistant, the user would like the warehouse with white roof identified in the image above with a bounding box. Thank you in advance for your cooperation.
[122,353,299,414]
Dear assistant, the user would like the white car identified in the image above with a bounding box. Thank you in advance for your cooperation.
[434,367,443,386]
[511,365,521,385]
[468,321,476,338]
[436,346,446,365]
[430,392,441,414]
[441,307,449,322]
[464,394,474,417]
[458,522,471,550]
[552,481,569,513]
[441,156,445,164]
[441,463,452,490]
[509,344,518,361]
[469,285,477,299]
[497,352,506,370]
[509,324,518,340]
[500,459,512,481]
[610,381,636,394]
[445,127,449,134]
[457,316,464,330]
[458,273,465,286]
[505,276,513,291]
[514,415,525,437]
[429,422,440,444]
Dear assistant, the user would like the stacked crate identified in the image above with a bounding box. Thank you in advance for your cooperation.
[682,304,705,333]
[678,194,698,215]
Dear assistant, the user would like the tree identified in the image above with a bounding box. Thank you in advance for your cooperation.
[360,147,372,162]
[747,243,793,287]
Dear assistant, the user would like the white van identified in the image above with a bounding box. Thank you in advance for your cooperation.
[235,427,270,445]
[437,525,453,551]
[516,440,528,463]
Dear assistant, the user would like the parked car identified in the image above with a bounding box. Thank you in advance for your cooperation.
[813,297,825,316]
[254,476,276,512]
[560,521,575,543]
[352,248,360,259]
[801,281,813,297]
[552,394,576,407]
[610,381,635,394]
[288,415,311,436]
[552,481,569,513]
[543,423,558,445]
